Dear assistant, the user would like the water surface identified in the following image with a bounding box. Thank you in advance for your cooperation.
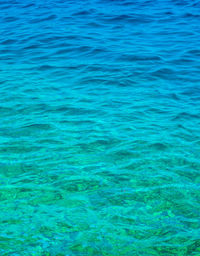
[0,0,200,255]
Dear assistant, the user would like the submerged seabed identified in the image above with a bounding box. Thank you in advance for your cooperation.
[0,0,200,255]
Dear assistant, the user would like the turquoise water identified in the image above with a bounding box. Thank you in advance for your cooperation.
[1,0,200,255]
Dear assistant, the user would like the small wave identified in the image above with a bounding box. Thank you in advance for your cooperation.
[29,14,57,24]
[118,54,162,62]
[22,123,52,130]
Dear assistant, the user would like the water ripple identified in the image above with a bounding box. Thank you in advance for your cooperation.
[0,0,200,255]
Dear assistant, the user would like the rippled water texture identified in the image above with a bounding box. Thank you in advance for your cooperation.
[1,0,200,255]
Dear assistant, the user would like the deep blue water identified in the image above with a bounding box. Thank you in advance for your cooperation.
[1,0,200,255]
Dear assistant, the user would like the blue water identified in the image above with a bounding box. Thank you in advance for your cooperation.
[1,0,200,255]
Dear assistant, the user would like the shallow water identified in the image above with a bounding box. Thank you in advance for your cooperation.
[0,0,200,255]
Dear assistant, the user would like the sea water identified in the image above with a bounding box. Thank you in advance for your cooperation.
[0,0,200,255]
